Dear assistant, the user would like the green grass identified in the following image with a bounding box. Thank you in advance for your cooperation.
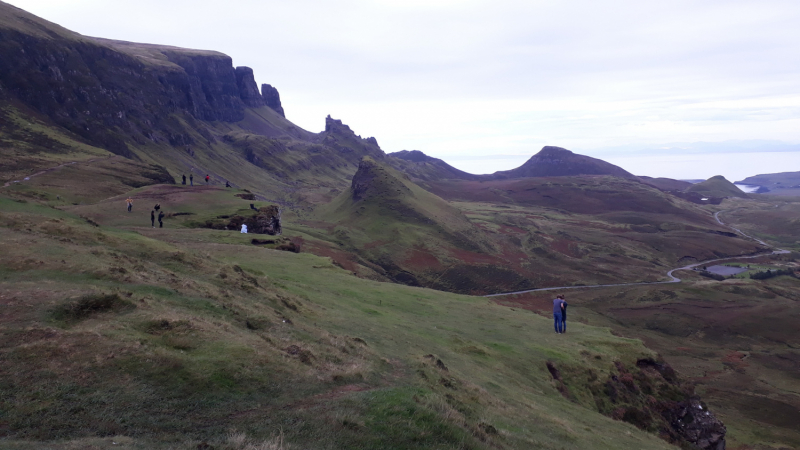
[0,190,681,449]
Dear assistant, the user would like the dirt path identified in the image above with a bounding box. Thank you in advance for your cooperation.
[1,156,110,189]
[485,209,790,297]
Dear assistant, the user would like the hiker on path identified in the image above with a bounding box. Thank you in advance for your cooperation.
[190,174,193,186]
[182,174,186,185]
[126,197,133,212]
[560,295,568,333]
[553,295,566,334]
[151,210,155,228]
[205,174,210,184]
[158,211,165,228]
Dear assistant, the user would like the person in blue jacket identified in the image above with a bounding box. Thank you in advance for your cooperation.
[553,295,566,334]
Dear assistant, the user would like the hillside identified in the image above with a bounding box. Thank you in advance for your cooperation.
[736,170,800,196]
[685,175,748,199]
[4,3,800,448]
[639,176,693,191]
[490,146,635,179]
[0,176,696,449]
[388,150,482,182]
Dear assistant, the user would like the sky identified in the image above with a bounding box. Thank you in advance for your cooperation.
[7,0,800,181]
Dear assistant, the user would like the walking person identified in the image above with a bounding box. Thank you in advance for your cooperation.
[205,174,210,184]
[182,174,186,185]
[158,210,165,228]
[553,295,566,334]
[151,210,155,228]
[190,174,193,186]
[126,197,133,212]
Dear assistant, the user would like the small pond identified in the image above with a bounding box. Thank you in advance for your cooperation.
[705,265,749,276]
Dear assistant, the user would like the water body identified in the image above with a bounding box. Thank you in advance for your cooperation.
[734,184,761,193]
[705,265,748,276]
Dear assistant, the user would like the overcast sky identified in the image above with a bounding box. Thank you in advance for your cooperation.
[7,0,800,180]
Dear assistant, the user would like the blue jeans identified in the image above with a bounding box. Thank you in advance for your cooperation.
[554,313,563,333]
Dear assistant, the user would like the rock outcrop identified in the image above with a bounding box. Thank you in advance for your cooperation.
[235,66,265,107]
[260,84,284,117]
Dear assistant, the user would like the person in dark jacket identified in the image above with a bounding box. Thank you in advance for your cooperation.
[158,210,165,228]
[560,296,568,333]
[553,295,566,334]
[151,210,155,228]
[182,174,186,185]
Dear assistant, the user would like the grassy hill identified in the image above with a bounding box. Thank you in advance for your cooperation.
[685,175,748,199]
[0,181,690,449]
[736,170,800,196]
[490,146,634,179]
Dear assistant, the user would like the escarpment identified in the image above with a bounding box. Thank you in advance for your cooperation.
[0,3,287,155]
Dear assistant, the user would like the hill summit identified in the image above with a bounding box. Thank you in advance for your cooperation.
[491,146,634,179]
[685,175,749,198]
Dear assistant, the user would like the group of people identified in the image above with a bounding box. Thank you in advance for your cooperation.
[180,173,229,187]
[553,295,568,334]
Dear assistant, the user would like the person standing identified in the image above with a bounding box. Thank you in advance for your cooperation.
[158,210,165,228]
[190,174,193,186]
[205,174,210,184]
[553,295,566,334]
[560,295,568,333]
[151,210,155,228]
[182,174,186,185]
[126,197,133,212]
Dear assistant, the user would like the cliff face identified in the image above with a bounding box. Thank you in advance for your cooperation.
[261,83,284,117]
[235,66,265,108]
[0,2,287,156]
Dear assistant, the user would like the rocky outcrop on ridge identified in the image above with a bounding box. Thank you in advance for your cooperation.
[235,66,265,107]
[261,83,285,117]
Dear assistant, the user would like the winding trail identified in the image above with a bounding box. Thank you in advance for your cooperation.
[1,156,110,189]
[485,209,789,297]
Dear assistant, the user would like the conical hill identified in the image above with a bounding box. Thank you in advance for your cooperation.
[685,175,748,198]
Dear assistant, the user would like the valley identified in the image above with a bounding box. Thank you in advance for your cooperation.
[1,2,800,449]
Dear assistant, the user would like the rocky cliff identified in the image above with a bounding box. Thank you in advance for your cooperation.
[0,1,286,156]
[261,83,284,117]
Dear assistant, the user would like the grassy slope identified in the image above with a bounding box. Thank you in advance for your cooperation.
[685,176,748,199]
[495,195,800,449]
[0,189,676,450]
